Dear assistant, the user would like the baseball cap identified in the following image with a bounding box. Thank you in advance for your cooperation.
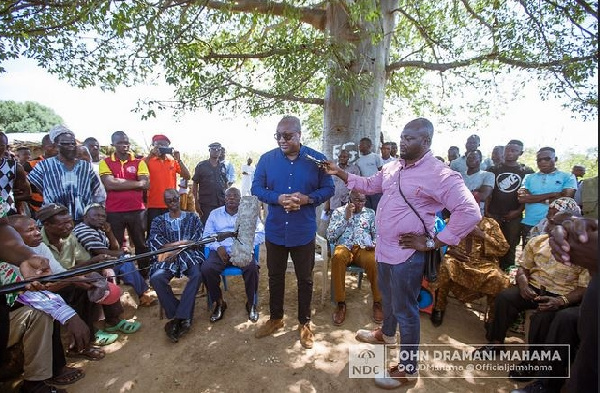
[36,203,69,223]
[152,134,171,144]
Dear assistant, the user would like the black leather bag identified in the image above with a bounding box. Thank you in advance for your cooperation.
[423,247,443,283]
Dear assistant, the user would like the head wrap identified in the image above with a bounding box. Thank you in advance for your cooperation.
[36,203,69,223]
[49,125,75,143]
[549,197,581,215]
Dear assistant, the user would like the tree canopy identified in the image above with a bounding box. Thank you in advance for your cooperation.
[1,1,597,154]
[0,100,63,133]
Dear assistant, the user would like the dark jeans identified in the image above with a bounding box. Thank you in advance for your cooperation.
[366,193,382,213]
[378,253,425,373]
[52,321,66,376]
[520,223,534,248]
[489,214,522,271]
[265,239,315,325]
[107,210,149,276]
[201,250,258,306]
[150,265,202,321]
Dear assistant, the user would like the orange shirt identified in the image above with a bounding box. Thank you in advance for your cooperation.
[146,156,182,208]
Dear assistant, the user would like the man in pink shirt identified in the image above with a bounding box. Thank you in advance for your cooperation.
[326,117,480,389]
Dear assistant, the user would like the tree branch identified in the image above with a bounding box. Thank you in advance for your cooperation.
[203,0,326,30]
[226,78,324,106]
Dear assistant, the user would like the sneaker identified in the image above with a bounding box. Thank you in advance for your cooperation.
[355,328,396,344]
[374,366,418,389]
[299,322,314,349]
[255,319,284,339]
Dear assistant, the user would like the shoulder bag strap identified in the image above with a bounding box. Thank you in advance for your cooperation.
[397,170,432,238]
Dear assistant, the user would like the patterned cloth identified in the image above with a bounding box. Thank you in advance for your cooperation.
[73,222,111,252]
[148,212,205,278]
[28,157,103,222]
[433,217,510,321]
[326,205,376,249]
[519,234,590,295]
[0,158,19,214]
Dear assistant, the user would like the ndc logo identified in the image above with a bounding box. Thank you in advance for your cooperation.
[349,345,385,378]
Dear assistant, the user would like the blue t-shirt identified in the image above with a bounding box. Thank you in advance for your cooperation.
[521,170,578,226]
[251,145,334,246]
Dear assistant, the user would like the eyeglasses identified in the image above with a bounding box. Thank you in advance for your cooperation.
[274,133,296,141]
[164,196,180,203]
[536,157,553,163]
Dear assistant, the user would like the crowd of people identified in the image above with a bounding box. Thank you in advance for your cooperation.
[0,119,596,393]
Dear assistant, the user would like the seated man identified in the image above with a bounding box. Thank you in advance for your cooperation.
[71,203,155,307]
[9,213,125,352]
[148,189,205,343]
[326,190,382,325]
[201,187,265,323]
[476,201,588,375]
[38,204,142,339]
[430,215,509,328]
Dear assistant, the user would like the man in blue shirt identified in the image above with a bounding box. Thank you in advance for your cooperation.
[252,115,334,349]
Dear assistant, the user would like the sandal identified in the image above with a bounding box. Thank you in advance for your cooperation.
[139,292,157,307]
[93,329,119,346]
[21,380,67,393]
[65,346,105,361]
[105,319,141,334]
[45,367,85,385]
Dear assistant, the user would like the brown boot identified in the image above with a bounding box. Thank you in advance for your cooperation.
[299,322,314,349]
[332,302,346,326]
[255,319,284,339]
[372,301,383,324]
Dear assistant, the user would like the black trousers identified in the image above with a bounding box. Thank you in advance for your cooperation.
[52,321,66,376]
[107,210,150,276]
[265,240,315,325]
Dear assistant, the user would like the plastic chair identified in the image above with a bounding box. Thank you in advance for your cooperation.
[284,233,329,305]
[329,243,365,304]
[206,244,260,308]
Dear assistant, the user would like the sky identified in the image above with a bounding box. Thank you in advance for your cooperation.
[0,58,597,159]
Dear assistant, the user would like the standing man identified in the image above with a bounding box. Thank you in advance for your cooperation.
[486,140,534,270]
[145,134,190,230]
[99,131,151,277]
[571,165,586,185]
[324,149,360,216]
[252,115,334,349]
[389,142,399,159]
[15,147,31,166]
[240,157,255,197]
[28,125,103,223]
[0,132,31,216]
[23,134,58,218]
[491,145,505,167]
[450,134,493,175]
[201,187,265,323]
[219,146,236,187]
[326,190,382,326]
[325,118,480,389]
[192,142,228,225]
[447,146,460,165]
[518,147,577,245]
[356,137,383,211]
[380,142,395,165]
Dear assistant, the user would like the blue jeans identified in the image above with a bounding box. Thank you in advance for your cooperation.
[150,265,202,321]
[378,252,425,373]
[113,261,149,297]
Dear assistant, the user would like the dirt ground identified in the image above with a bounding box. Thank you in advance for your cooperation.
[4,245,532,393]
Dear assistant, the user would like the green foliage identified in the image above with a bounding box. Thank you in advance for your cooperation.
[0,100,63,133]
[521,147,598,178]
[0,0,596,125]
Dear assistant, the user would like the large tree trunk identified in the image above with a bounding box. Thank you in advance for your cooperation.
[322,1,397,162]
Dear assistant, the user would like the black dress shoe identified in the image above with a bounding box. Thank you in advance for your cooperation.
[210,301,227,323]
[430,309,444,327]
[246,302,259,323]
[164,320,179,343]
[509,380,548,393]
[178,319,192,337]
[508,362,537,382]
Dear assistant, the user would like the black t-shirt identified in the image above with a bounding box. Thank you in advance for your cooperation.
[192,160,228,206]
[487,163,534,216]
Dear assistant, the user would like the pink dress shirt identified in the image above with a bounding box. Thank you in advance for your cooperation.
[347,150,481,264]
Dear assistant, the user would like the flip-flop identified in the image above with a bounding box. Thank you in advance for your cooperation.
[65,346,105,361]
[105,319,141,334]
[45,367,85,385]
[93,329,119,346]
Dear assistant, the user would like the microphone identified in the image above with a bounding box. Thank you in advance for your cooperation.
[229,196,261,267]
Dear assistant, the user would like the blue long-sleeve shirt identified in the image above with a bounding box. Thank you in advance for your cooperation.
[251,145,334,246]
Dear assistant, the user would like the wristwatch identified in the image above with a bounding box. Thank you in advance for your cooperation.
[425,237,435,250]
